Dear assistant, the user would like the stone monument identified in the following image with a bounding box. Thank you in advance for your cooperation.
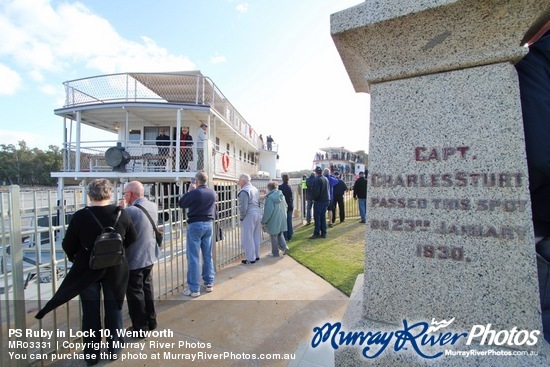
[327,0,550,365]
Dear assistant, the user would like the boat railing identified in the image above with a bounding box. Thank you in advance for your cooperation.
[62,72,265,157]
[61,140,259,177]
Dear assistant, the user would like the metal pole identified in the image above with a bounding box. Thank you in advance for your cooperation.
[75,111,81,172]
[9,185,28,366]
[176,109,181,172]
[63,117,67,172]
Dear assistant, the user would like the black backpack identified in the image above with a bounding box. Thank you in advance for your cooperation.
[85,207,124,270]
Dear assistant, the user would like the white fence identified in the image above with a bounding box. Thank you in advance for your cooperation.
[0,180,307,367]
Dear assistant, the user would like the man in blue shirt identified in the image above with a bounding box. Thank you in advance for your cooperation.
[178,171,217,297]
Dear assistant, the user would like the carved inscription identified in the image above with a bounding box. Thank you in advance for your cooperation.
[369,147,530,262]
[414,146,471,161]
[370,172,523,188]
[370,198,529,213]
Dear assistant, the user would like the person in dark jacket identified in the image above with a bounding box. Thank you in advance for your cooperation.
[331,171,348,224]
[279,173,294,241]
[36,179,137,366]
[323,168,339,228]
[353,171,368,223]
[516,22,550,343]
[310,167,330,239]
[305,172,315,225]
[155,128,170,167]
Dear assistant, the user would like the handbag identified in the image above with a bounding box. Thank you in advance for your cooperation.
[86,207,124,270]
[135,204,163,246]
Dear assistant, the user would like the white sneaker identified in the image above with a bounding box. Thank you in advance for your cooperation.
[182,288,200,297]
[205,284,214,292]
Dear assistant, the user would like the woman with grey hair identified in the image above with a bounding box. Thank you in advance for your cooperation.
[238,173,262,264]
[36,179,137,366]
[261,181,290,257]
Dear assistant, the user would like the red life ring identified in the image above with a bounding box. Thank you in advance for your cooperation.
[222,153,230,172]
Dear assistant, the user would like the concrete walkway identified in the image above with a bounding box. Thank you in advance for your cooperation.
[49,248,349,367]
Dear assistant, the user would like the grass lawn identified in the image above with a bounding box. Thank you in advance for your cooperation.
[288,219,365,296]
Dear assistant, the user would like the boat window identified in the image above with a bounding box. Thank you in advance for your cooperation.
[129,129,141,144]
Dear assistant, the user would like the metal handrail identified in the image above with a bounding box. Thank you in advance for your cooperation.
[61,72,266,155]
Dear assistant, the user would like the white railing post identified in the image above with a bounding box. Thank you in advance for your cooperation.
[204,139,212,180]
[9,185,29,366]
[175,109,181,172]
[75,111,81,172]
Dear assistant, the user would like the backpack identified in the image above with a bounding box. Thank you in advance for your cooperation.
[85,207,125,270]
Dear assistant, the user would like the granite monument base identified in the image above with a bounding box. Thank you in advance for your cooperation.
[334,275,550,366]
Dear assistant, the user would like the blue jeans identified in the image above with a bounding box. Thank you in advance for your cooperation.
[186,221,215,292]
[284,209,293,240]
[306,199,313,224]
[80,281,124,361]
[358,198,367,222]
[313,200,329,237]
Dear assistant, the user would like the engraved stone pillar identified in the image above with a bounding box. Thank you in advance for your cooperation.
[330,1,550,365]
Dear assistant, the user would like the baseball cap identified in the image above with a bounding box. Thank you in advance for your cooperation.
[315,166,322,173]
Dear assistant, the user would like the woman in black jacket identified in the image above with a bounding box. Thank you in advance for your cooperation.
[36,179,137,366]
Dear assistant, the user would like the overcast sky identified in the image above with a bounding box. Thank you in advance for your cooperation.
[0,0,370,171]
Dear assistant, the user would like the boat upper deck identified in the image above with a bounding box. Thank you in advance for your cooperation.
[53,71,278,182]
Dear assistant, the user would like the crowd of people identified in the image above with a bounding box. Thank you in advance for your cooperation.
[34,174,219,365]
[302,167,368,239]
[33,167,369,365]
[32,170,305,364]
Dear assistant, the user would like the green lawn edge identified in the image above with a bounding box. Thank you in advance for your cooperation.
[287,219,365,296]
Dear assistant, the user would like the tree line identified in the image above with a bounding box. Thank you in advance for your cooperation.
[0,141,62,186]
